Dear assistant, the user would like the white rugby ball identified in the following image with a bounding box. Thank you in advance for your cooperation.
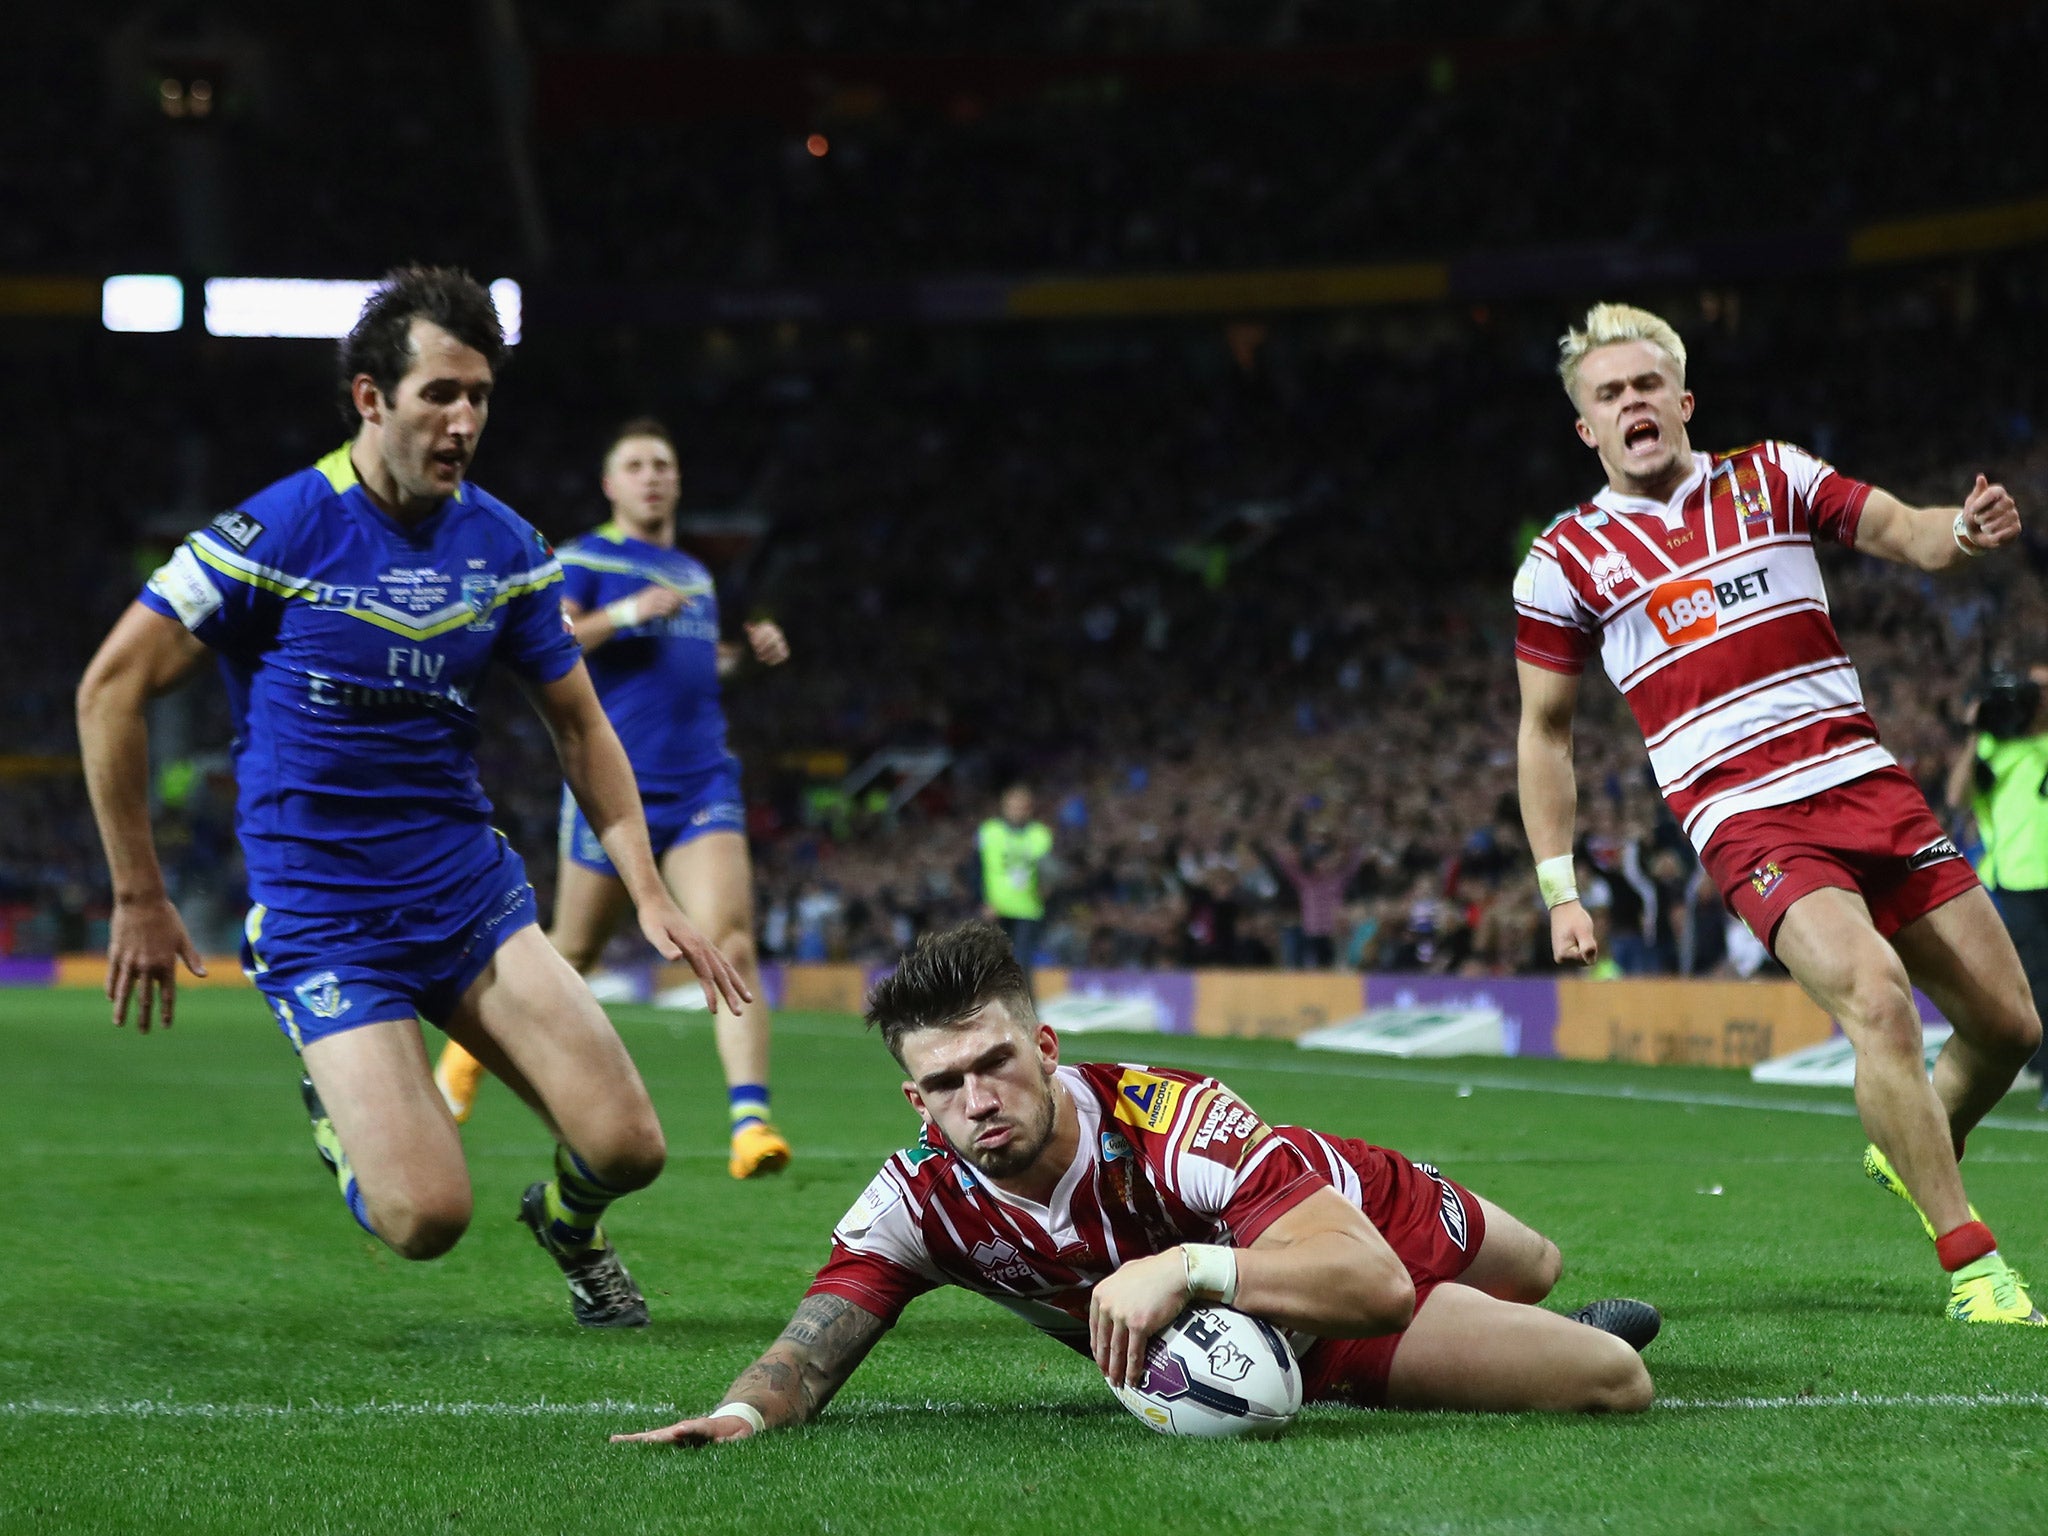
[1109,1305,1301,1438]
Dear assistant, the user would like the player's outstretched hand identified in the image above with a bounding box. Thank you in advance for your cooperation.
[107,895,208,1033]
[1551,900,1599,967]
[612,1411,758,1447]
[637,900,753,1016]
[744,620,790,666]
[1961,473,2020,551]
[1090,1249,1189,1387]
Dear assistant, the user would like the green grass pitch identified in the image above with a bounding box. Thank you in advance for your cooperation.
[6,987,2048,1534]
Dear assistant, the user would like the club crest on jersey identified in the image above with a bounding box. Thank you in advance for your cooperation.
[292,971,350,1021]
[1717,454,1775,533]
[460,574,501,631]
[1750,862,1787,900]
[1114,1071,1183,1132]
[1589,551,1637,599]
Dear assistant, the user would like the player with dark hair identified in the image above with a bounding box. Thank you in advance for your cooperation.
[76,265,748,1327]
[1516,302,2042,1324]
[432,416,795,1179]
[614,923,1655,1446]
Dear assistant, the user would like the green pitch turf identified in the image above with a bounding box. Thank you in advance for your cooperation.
[6,989,2048,1534]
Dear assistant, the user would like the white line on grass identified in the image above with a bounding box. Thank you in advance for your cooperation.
[10,1393,2048,1420]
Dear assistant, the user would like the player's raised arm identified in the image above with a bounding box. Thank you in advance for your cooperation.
[564,587,685,653]
[520,662,752,1014]
[1851,474,2021,572]
[76,602,213,1031]
[1515,659,1597,965]
[612,1292,890,1445]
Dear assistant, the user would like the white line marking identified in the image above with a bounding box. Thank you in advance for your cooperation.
[7,1392,2048,1421]
[1657,1393,2048,1410]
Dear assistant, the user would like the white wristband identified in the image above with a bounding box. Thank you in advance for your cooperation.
[1182,1243,1240,1306]
[1953,510,1986,558]
[1536,854,1579,909]
[709,1401,766,1434]
[605,596,643,628]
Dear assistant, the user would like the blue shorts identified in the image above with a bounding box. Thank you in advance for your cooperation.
[241,837,539,1049]
[558,759,746,876]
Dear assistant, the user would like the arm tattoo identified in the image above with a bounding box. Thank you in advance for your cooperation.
[722,1294,889,1430]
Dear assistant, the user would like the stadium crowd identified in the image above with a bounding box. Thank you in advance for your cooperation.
[6,250,2046,976]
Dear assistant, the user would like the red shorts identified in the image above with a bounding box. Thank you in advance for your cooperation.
[1701,765,1979,956]
[1297,1145,1485,1409]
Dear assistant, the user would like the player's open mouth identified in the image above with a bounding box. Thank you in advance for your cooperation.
[1623,419,1660,451]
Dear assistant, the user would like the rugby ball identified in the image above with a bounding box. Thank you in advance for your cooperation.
[1109,1305,1301,1438]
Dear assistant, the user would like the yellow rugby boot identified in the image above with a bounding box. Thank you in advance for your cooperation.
[1948,1254,2048,1325]
[730,1121,793,1180]
[434,1042,487,1125]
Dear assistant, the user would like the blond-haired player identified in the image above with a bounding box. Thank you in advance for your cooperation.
[435,418,794,1180]
[1515,302,2043,1324]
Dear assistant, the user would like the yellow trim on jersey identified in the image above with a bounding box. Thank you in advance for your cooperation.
[1112,1070,1184,1133]
[186,534,563,641]
[558,545,713,599]
[316,444,359,494]
[315,441,463,500]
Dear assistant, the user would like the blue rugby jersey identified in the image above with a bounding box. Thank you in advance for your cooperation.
[557,524,731,787]
[139,444,581,912]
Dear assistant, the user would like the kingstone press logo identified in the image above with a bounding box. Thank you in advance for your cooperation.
[293,971,351,1021]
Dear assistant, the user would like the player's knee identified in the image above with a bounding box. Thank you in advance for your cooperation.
[1523,1237,1564,1303]
[716,925,759,976]
[1583,1335,1653,1414]
[584,1117,667,1192]
[372,1188,472,1261]
[1367,1268,1417,1333]
[1842,984,1921,1057]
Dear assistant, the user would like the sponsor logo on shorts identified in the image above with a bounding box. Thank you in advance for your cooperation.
[1908,836,1962,871]
[691,800,745,828]
[209,509,265,550]
[292,972,350,1022]
[1750,862,1787,900]
[1429,1169,1470,1252]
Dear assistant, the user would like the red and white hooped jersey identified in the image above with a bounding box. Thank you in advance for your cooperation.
[1514,442,1893,853]
[804,1062,1356,1351]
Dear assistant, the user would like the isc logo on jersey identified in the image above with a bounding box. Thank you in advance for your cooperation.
[1647,565,1774,647]
[1114,1071,1183,1133]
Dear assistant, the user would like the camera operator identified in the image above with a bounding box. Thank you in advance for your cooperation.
[1946,665,2048,1108]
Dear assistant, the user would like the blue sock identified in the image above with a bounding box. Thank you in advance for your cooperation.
[729,1085,770,1132]
[343,1176,374,1236]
